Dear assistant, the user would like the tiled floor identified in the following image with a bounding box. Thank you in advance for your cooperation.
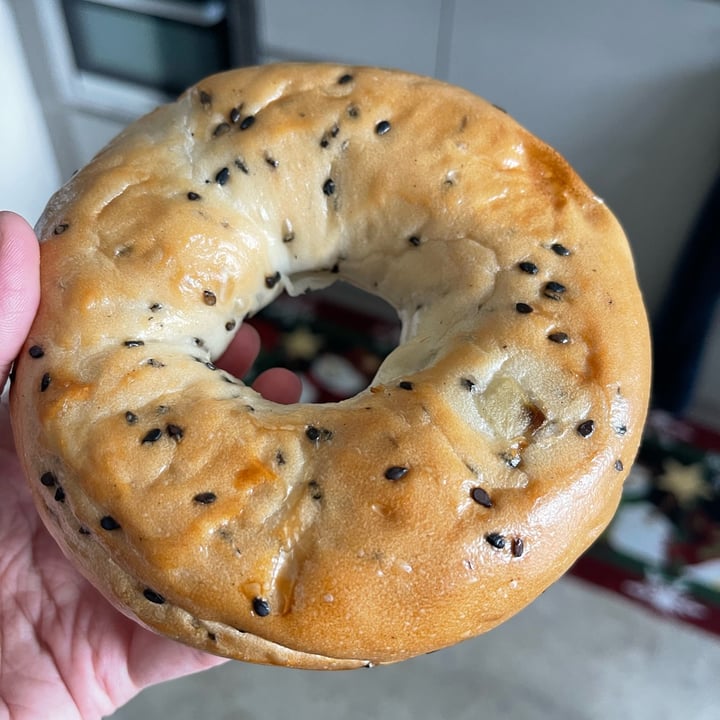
[108,576,720,720]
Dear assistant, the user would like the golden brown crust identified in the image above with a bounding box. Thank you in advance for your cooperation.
[10,63,650,667]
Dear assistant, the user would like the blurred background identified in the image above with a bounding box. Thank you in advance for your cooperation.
[2,1,720,718]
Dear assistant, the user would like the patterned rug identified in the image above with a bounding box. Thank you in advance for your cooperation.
[248,291,720,635]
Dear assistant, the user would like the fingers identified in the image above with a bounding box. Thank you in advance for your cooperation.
[0,212,40,388]
[252,368,302,404]
[217,323,302,404]
[216,323,261,378]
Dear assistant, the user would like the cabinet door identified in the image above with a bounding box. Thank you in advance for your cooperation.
[258,0,444,77]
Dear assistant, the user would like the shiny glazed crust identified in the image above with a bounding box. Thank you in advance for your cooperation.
[10,64,651,668]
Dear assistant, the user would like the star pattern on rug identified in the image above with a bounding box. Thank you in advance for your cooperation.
[657,459,712,507]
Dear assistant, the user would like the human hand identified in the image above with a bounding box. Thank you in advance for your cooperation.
[0,211,301,720]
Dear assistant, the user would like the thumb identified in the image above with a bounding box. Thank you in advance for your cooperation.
[0,211,40,388]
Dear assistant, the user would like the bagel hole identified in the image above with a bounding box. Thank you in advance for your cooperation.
[246,282,401,402]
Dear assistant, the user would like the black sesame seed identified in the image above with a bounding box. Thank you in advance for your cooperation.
[512,537,525,558]
[443,172,456,188]
[347,105,360,118]
[143,588,165,604]
[282,230,295,243]
[40,373,51,392]
[146,358,165,368]
[518,261,538,274]
[54,486,65,503]
[306,425,333,442]
[205,360,217,371]
[29,345,44,358]
[234,158,249,174]
[79,526,91,535]
[309,480,323,500]
[265,271,281,289]
[199,90,212,106]
[322,178,336,196]
[125,411,138,424]
[265,154,279,169]
[471,486,493,507]
[461,378,476,391]
[213,122,231,137]
[149,303,163,311]
[408,236,421,247]
[203,290,217,306]
[239,115,256,130]
[384,466,409,481]
[193,492,217,505]
[40,472,56,487]
[543,281,567,300]
[338,73,353,84]
[551,243,571,256]
[166,424,184,441]
[615,459,624,472]
[53,223,69,235]
[229,106,241,123]
[215,167,230,185]
[375,120,391,135]
[615,424,628,436]
[515,302,534,314]
[485,532,506,549]
[225,320,236,331]
[577,420,595,438]
[187,191,201,201]
[252,597,271,617]
[398,381,414,390]
[100,516,121,531]
[276,451,286,465]
[124,340,145,347]
[142,428,163,444]
[548,332,570,344]
[207,632,217,642]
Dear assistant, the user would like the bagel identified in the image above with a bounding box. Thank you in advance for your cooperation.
[10,63,651,669]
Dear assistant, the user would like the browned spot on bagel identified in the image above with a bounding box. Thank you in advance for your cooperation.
[524,136,582,211]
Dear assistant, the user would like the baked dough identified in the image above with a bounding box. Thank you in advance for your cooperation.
[10,63,651,668]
